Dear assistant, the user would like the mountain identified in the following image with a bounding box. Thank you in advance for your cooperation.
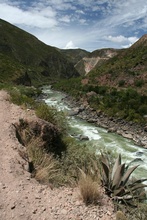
[0,19,79,86]
[53,35,147,124]
[1,19,146,95]
[75,48,120,75]
[59,48,89,65]
[59,48,119,76]
[86,35,147,94]
[59,36,147,93]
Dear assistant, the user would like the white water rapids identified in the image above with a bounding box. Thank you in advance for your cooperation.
[42,86,147,182]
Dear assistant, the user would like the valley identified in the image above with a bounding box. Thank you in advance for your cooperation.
[0,17,147,219]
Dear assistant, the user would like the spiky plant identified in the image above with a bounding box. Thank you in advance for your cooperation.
[100,154,147,206]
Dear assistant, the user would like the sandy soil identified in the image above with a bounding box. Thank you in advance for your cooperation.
[0,90,115,220]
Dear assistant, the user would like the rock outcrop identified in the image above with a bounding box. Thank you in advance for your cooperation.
[75,49,118,75]
[14,118,66,155]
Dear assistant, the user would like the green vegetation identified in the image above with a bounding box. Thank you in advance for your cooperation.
[3,85,147,215]
[100,154,147,206]
[36,103,68,134]
[52,35,147,124]
[58,136,100,184]
[134,79,144,87]
[18,121,100,186]
[0,19,79,87]
[59,48,89,65]
[1,19,147,214]
[53,77,83,98]
[8,85,41,108]
[54,79,147,124]
[9,87,99,186]
[116,202,147,220]
[1,18,147,125]
[87,87,147,123]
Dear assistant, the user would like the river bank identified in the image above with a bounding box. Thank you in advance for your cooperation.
[62,95,147,149]
[0,90,115,220]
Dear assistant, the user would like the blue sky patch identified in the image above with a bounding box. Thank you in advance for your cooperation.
[0,0,146,51]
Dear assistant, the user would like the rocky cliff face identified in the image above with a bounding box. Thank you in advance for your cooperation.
[75,49,119,75]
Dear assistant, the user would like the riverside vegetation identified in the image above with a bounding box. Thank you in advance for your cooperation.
[1,84,146,220]
[0,19,147,219]
[53,77,147,124]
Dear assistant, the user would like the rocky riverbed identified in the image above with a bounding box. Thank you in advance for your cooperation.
[63,95,147,149]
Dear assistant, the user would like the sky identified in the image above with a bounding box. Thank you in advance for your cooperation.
[0,0,147,51]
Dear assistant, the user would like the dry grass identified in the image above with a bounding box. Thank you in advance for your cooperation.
[35,153,60,184]
[27,138,45,166]
[78,171,102,205]
[26,138,60,184]
[116,211,128,220]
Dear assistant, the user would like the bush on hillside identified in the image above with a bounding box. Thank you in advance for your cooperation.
[36,103,68,134]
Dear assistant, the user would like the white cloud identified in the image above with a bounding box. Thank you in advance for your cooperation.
[105,35,139,48]
[64,41,78,49]
[0,0,146,51]
[59,15,71,23]
[106,35,128,43]
[79,19,87,25]
[0,3,57,28]
[128,36,139,44]
[75,10,85,14]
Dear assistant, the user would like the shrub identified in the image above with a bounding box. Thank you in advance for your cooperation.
[117,202,147,220]
[119,80,125,87]
[36,103,68,134]
[127,203,147,220]
[36,103,56,122]
[78,170,102,205]
[100,154,147,206]
[98,86,107,95]
[58,136,101,185]
[8,86,36,108]
[138,104,147,115]
[17,119,102,186]
[134,79,144,87]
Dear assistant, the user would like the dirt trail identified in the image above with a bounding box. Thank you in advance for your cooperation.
[0,90,115,220]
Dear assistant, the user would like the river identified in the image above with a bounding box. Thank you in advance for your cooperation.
[42,86,147,182]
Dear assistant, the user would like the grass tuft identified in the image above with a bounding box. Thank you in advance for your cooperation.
[27,138,60,184]
[116,211,128,220]
[78,171,102,205]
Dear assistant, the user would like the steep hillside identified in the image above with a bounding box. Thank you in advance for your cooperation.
[59,48,119,76]
[87,35,147,94]
[0,19,79,86]
[59,48,89,65]
[75,48,120,75]
[53,35,147,124]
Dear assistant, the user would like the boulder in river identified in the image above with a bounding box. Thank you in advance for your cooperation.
[135,151,143,157]
[68,108,80,116]
[77,134,89,141]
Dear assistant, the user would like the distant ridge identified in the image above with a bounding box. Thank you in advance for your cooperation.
[130,34,147,48]
[83,34,147,94]
[0,19,79,86]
